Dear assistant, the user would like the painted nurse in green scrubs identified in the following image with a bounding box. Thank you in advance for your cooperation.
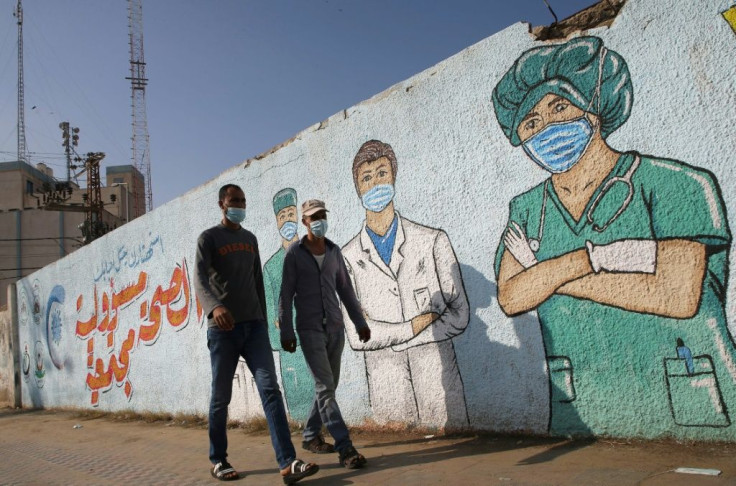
[493,36,736,440]
[263,188,313,421]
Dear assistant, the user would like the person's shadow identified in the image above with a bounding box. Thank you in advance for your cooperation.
[451,263,592,459]
[452,263,549,433]
[237,434,595,484]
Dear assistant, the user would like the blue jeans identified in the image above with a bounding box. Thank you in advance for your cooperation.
[208,320,295,469]
[299,329,353,453]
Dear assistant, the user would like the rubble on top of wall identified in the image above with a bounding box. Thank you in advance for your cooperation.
[532,0,626,41]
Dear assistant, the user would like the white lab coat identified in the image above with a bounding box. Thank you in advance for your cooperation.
[342,213,469,427]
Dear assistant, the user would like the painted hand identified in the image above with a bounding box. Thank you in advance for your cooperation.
[274,320,280,329]
[586,240,656,274]
[212,306,234,330]
[504,222,538,268]
[411,312,439,336]
[281,338,297,353]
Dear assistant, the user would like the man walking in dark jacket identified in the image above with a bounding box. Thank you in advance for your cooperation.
[194,184,318,484]
[279,198,371,469]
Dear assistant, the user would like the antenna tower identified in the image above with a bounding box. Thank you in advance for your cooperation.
[14,0,27,164]
[127,0,152,214]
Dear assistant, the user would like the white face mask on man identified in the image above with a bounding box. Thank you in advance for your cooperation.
[309,219,328,238]
[225,207,246,224]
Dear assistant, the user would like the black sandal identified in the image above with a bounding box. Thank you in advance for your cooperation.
[282,459,319,485]
[302,435,335,454]
[211,461,239,481]
[338,446,367,469]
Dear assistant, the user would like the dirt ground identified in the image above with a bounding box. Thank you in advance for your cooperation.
[1,407,735,485]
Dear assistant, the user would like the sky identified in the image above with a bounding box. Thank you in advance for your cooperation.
[0,0,598,208]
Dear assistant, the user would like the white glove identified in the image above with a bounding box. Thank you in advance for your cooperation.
[504,222,538,268]
[585,240,656,274]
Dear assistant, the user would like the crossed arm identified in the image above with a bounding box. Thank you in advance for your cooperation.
[497,239,706,319]
[343,231,469,351]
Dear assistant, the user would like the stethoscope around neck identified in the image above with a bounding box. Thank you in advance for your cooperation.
[528,154,641,253]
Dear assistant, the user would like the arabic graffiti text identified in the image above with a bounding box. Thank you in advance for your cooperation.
[75,259,204,406]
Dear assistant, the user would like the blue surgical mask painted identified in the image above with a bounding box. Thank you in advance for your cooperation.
[309,219,328,238]
[225,207,246,224]
[279,221,297,241]
[522,117,594,173]
[361,184,395,213]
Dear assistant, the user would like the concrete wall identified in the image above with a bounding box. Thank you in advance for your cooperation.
[0,162,57,211]
[0,306,12,405]
[9,0,736,440]
[0,284,20,407]
[0,210,86,309]
[0,170,24,211]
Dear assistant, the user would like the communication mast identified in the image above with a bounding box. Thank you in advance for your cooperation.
[59,121,80,182]
[14,0,27,164]
[127,0,152,214]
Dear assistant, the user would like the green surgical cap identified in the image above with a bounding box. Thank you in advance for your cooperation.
[492,36,633,146]
[272,188,297,215]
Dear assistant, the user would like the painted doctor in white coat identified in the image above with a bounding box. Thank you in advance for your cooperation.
[342,140,469,428]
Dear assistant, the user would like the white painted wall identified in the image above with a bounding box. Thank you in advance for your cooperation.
[12,0,736,440]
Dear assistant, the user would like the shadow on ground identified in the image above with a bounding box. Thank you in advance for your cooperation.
[234,435,596,484]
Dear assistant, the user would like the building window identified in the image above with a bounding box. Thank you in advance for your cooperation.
[113,177,124,184]
[26,180,34,195]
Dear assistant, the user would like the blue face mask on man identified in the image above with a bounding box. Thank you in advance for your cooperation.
[225,207,246,224]
[361,184,395,213]
[309,219,328,238]
[279,221,297,241]
[522,117,594,173]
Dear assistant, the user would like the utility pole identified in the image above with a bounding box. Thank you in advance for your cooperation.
[127,0,153,215]
[59,121,80,182]
[14,0,27,165]
[81,152,109,244]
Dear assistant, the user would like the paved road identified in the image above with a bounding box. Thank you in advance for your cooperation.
[1,408,735,485]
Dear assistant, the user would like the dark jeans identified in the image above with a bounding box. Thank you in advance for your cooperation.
[299,329,353,453]
[208,320,295,469]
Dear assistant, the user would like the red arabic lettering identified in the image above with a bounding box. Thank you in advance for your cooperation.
[85,329,136,406]
[196,295,203,323]
[139,260,191,343]
[167,260,191,328]
[75,288,98,337]
[75,258,197,406]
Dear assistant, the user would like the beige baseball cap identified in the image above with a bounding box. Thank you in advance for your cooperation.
[301,199,328,217]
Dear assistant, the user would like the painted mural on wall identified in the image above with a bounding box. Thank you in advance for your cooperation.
[9,0,736,442]
[724,5,736,35]
[17,278,51,389]
[14,230,211,411]
[342,140,470,428]
[93,232,164,283]
[75,256,203,406]
[33,341,45,387]
[492,36,736,436]
[46,285,65,370]
[262,188,312,421]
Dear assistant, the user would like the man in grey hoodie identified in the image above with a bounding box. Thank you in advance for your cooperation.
[194,184,318,484]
